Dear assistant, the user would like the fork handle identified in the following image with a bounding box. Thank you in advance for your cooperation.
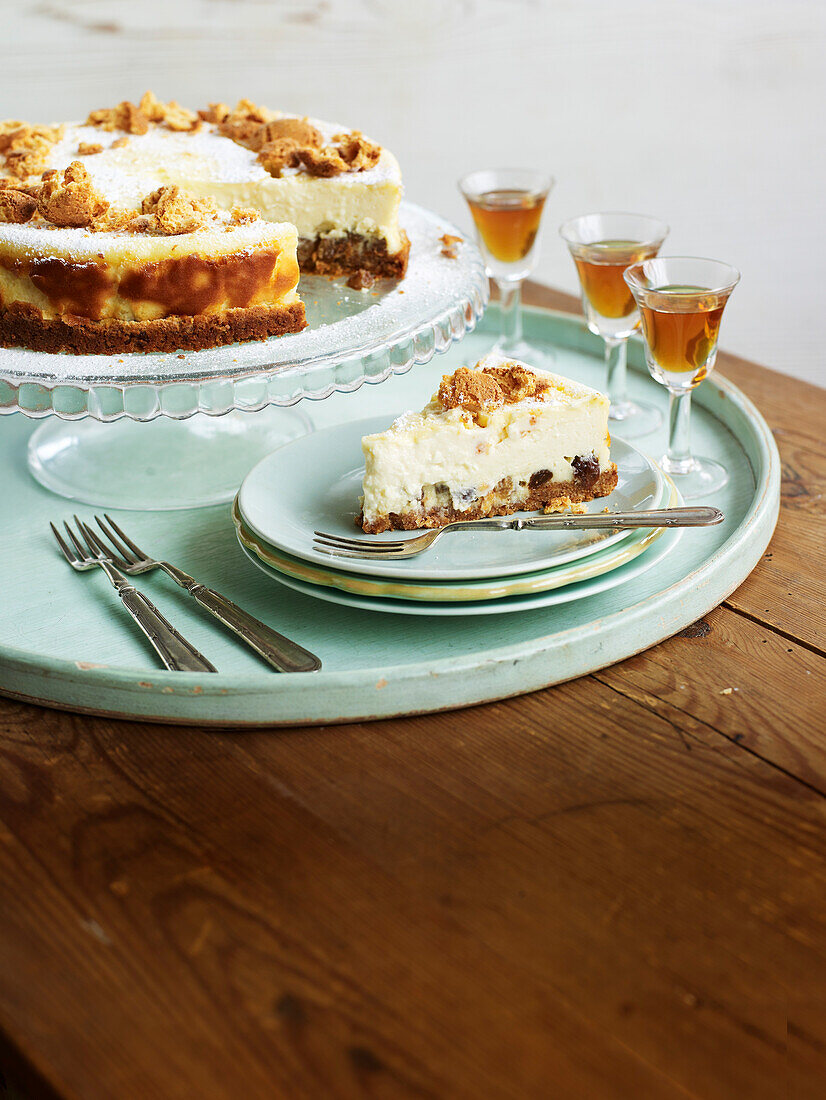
[99,562,218,674]
[444,506,723,533]
[521,506,724,530]
[161,564,321,673]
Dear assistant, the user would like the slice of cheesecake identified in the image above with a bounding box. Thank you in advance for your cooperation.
[359,355,618,533]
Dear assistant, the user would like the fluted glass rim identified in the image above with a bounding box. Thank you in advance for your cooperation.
[559,211,670,248]
[623,255,741,298]
[458,168,555,202]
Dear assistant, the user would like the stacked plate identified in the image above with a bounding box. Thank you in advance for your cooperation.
[233,417,682,617]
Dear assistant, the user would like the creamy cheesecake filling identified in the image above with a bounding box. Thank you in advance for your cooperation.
[41,119,405,255]
[363,400,611,520]
[360,357,617,532]
[0,219,300,320]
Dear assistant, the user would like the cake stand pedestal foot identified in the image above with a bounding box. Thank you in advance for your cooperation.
[26,406,313,511]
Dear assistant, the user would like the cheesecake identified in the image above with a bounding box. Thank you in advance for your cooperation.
[0,94,408,353]
[359,355,618,533]
[0,173,303,353]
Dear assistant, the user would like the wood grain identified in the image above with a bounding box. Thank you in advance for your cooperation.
[1,283,825,1099]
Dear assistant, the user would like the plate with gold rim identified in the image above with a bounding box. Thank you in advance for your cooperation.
[232,476,678,608]
[235,416,665,583]
[234,490,682,616]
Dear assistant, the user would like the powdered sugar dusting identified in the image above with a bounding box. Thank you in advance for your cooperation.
[46,123,272,204]
[0,214,295,263]
[41,114,400,205]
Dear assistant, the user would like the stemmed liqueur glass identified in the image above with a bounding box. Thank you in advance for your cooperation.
[459,168,555,364]
[624,256,740,498]
[560,212,669,437]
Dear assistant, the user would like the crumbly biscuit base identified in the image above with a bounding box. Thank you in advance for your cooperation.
[298,230,410,279]
[359,466,619,533]
[0,301,306,354]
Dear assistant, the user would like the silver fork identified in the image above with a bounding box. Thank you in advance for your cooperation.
[314,506,724,560]
[90,514,321,674]
[51,517,217,673]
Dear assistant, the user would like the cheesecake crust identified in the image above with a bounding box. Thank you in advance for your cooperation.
[298,230,410,279]
[0,300,306,354]
[359,466,619,533]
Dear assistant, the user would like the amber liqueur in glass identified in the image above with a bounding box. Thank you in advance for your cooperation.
[573,239,661,319]
[638,285,725,386]
[467,189,546,263]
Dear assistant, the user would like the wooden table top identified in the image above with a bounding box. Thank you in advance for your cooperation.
[1,283,824,1100]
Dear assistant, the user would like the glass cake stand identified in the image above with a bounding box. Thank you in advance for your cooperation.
[0,203,488,509]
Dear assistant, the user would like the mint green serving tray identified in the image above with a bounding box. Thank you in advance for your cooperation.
[0,307,780,725]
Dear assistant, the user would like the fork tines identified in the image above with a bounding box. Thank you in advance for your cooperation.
[65,516,99,558]
[99,513,145,561]
[50,521,79,563]
[90,513,139,567]
[313,530,411,556]
[50,515,116,566]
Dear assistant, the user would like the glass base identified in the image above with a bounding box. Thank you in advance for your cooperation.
[661,454,729,500]
[27,406,314,510]
[489,337,557,368]
[608,398,662,439]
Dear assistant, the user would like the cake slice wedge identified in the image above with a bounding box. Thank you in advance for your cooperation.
[359,355,618,533]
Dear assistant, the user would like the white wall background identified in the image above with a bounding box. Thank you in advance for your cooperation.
[4,0,825,385]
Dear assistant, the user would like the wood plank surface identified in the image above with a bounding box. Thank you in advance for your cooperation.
[1,283,824,1100]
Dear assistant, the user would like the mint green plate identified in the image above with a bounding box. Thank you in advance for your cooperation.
[235,514,682,616]
[231,475,676,607]
[0,306,779,725]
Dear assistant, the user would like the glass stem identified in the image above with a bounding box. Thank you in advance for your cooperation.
[666,390,695,474]
[496,278,523,351]
[604,337,627,406]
